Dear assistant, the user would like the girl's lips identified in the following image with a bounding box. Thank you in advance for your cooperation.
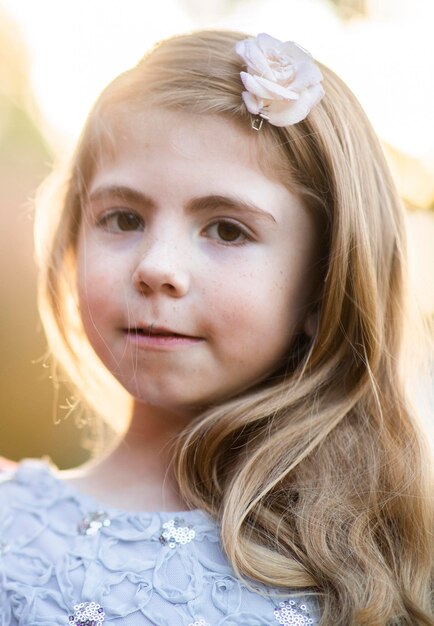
[125,326,198,338]
[123,327,203,348]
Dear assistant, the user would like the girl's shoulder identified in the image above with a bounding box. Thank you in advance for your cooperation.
[0,456,53,484]
[0,457,68,513]
[0,458,321,626]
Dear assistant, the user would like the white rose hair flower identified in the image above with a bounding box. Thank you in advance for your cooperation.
[235,33,325,129]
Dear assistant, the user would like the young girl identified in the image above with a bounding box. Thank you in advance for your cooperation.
[0,30,433,626]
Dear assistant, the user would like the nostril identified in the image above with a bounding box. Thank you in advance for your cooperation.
[132,262,190,297]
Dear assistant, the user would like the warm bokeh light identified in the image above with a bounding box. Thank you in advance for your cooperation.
[0,0,192,149]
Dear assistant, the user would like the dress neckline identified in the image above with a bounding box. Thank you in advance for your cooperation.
[13,457,212,522]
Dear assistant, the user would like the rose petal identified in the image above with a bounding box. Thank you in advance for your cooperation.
[240,72,277,100]
[254,75,299,100]
[246,48,276,80]
[267,85,324,126]
[236,39,276,80]
[256,33,285,53]
[278,41,313,64]
[267,101,305,126]
[290,61,324,91]
[234,39,247,57]
[306,82,326,107]
[241,91,262,115]
[271,65,296,83]
[241,72,298,101]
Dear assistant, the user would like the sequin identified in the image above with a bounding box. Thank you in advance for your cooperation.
[187,620,211,626]
[0,541,10,556]
[159,517,196,548]
[274,599,314,625]
[68,601,105,625]
[77,511,111,536]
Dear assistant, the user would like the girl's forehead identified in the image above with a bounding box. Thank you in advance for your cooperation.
[94,106,293,187]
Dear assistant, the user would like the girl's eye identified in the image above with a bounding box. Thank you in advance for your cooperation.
[206,220,249,244]
[97,210,144,233]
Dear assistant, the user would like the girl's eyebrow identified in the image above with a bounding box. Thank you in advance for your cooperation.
[188,194,277,224]
[87,185,155,208]
[87,185,276,223]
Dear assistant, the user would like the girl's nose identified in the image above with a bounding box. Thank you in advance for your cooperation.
[131,238,190,297]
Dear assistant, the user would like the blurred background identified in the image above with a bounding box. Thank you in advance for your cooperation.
[1,0,433,468]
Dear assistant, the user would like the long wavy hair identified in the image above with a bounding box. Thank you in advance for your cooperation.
[35,30,434,625]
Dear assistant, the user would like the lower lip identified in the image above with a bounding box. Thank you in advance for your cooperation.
[124,331,203,349]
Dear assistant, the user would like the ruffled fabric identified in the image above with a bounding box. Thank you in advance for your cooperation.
[0,460,320,625]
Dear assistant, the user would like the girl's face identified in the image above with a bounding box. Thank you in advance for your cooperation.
[77,108,320,417]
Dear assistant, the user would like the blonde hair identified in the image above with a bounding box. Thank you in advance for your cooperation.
[35,30,434,625]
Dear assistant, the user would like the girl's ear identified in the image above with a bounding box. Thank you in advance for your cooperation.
[303,310,319,338]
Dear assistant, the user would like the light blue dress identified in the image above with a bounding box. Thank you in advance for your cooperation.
[0,459,320,625]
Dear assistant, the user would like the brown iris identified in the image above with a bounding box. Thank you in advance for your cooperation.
[116,212,143,231]
[217,221,242,242]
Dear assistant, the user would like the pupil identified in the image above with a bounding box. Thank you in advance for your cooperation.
[118,213,141,230]
[218,222,240,241]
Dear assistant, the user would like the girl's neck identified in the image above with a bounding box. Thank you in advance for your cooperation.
[127,400,194,444]
[61,402,194,513]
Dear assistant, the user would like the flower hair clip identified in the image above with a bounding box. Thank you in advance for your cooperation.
[235,33,325,130]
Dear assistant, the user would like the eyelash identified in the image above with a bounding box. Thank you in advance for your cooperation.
[95,209,252,245]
